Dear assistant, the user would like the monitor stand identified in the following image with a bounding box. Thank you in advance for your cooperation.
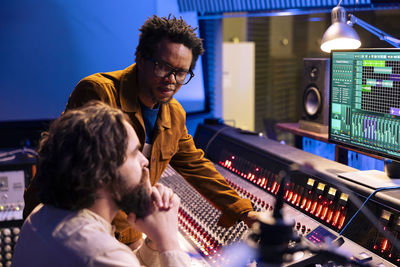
[384,159,400,179]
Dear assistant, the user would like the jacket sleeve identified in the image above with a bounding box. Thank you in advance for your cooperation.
[169,126,253,227]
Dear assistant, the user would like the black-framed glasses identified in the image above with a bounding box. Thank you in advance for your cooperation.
[147,57,194,85]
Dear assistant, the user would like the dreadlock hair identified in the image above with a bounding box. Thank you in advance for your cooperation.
[135,14,205,70]
[35,101,130,210]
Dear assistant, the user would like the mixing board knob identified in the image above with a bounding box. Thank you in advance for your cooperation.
[1,230,10,237]
[0,225,22,266]
[11,228,19,236]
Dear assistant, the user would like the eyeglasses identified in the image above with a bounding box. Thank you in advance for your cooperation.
[147,57,194,85]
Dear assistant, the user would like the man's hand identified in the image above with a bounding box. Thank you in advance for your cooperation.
[151,183,175,209]
[241,211,262,228]
[127,183,181,252]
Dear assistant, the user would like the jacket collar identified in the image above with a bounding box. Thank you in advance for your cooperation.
[119,64,171,129]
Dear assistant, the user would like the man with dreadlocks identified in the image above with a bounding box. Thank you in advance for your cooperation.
[24,14,259,250]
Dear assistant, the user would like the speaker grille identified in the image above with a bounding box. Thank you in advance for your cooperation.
[301,58,330,125]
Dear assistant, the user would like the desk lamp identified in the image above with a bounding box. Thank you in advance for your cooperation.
[321,5,400,53]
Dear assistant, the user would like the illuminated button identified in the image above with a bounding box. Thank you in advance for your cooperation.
[4,253,12,260]
[3,245,11,252]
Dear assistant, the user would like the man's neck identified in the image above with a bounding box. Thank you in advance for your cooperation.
[87,188,118,224]
[138,92,157,109]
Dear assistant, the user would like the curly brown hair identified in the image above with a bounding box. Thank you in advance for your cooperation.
[36,101,130,210]
[135,14,204,70]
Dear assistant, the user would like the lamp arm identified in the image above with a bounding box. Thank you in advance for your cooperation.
[348,14,400,48]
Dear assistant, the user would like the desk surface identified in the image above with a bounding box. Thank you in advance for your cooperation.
[275,122,328,143]
[276,122,383,160]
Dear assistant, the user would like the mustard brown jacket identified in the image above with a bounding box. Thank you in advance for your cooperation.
[24,64,253,244]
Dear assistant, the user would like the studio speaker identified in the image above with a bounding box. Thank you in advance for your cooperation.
[299,58,330,133]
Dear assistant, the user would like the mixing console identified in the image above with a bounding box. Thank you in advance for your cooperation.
[159,123,400,266]
[161,164,398,266]
[161,166,248,262]
[0,169,27,267]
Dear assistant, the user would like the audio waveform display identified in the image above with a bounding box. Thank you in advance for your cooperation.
[330,50,400,160]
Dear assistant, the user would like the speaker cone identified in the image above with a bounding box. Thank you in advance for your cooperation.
[303,86,321,119]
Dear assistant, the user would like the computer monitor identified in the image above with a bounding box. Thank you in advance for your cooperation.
[329,49,400,177]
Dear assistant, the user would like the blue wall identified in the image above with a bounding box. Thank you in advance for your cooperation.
[0,0,205,132]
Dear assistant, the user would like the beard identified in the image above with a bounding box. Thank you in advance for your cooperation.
[141,83,175,106]
[114,168,152,219]
[116,183,151,219]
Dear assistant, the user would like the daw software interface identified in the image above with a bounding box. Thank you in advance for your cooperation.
[330,49,400,161]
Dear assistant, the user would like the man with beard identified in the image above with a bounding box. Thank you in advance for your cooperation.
[24,14,258,249]
[12,102,190,267]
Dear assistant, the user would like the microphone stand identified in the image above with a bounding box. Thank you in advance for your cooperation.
[256,166,300,266]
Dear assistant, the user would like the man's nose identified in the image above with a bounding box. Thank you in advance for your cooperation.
[165,71,177,84]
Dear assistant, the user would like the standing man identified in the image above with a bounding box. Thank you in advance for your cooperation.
[24,14,257,248]
[13,102,190,267]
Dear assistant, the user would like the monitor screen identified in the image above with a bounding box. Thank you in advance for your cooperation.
[329,49,400,162]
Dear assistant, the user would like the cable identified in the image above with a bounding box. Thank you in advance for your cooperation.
[0,147,37,162]
[340,185,400,236]
[203,126,231,157]
[295,165,400,252]
[0,148,37,158]
[0,155,16,162]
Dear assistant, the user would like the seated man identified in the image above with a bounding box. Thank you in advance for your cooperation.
[12,101,190,267]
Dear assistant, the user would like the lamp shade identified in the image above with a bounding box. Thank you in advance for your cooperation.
[320,6,361,53]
